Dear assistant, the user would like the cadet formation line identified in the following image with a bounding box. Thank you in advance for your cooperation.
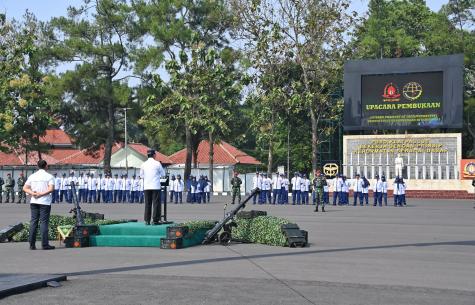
[0,170,407,209]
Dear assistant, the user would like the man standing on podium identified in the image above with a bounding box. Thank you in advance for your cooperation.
[140,149,166,225]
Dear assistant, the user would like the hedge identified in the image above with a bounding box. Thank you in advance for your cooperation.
[12,215,126,242]
[233,216,290,247]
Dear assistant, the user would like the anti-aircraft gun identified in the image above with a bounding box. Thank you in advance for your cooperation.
[202,188,259,245]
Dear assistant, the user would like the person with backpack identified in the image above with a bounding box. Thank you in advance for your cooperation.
[352,174,364,206]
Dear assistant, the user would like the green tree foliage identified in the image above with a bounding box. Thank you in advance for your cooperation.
[50,0,133,173]
[0,13,60,158]
[134,0,236,179]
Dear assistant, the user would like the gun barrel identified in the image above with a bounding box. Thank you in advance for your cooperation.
[202,188,259,244]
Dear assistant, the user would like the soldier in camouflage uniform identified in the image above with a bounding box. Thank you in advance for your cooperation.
[230,171,242,204]
[17,173,27,204]
[312,169,327,212]
[5,173,15,203]
[0,176,4,203]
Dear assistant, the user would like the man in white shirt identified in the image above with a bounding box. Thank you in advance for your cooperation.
[261,173,271,204]
[23,160,55,250]
[60,173,68,203]
[300,174,310,205]
[87,173,98,203]
[252,172,262,204]
[52,173,61,204]
[282,174,289,204]
[113,174,122,203]
[174,174,184,203]
[291,173,301,205]
[140,150,166,225]
[352,174,364,206]
[373,175,383,207]
[271,173,281,205]
[77,173,86,203]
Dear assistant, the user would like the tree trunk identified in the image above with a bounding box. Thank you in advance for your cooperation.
[208,131,214,192]
[310,108,318,171]
[103,77,115,175]
[267,110,274,176]
[184,126,192,181]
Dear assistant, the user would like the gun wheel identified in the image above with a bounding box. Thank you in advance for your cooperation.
[218,231,231,245]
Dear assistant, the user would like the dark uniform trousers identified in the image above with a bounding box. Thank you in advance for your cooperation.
[29,204,51,248]
[144,189,161,224]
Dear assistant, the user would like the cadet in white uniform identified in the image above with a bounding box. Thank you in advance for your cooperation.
[381,175,388,206]
[87,173,98,203]
[60,173,68,203]
[373,175,383,207]
[52,173,61,204]
[271,173,281,205]
[300,174,310,205]
[174,175,184,203]
[252,172,262,204]
[352,174,364,206]
[291,173,301,205]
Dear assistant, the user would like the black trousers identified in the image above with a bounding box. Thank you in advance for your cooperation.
[29,204,51,247]
[144,189,161,224]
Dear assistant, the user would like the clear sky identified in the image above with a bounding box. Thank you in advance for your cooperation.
[2,0,449,22]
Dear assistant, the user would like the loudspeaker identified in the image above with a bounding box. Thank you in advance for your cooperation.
[160,238,183,249]
[167,226,189,238]
[0,223,24,242]
[75,225,99,238]
[281,224,307,247]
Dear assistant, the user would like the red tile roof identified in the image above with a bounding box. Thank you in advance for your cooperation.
[169,140,261,166]
[128,143,174,165]
[40,129,72,145]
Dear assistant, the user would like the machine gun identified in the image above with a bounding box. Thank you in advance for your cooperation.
[69,182,84,225]
[202,188,259,245]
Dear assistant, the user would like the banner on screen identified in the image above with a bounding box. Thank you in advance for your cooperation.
[344,54,463,131]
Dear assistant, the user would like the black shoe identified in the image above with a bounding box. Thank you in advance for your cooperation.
[145,222,150,225]
[29,245,36,250]
[42,245,55,250]
[315,207,318,212]
[322,207,325,212]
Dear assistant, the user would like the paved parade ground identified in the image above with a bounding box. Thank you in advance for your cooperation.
[1,198,475,305]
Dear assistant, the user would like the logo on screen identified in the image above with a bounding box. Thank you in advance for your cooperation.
[402,82,423,101]
[382,83,400,101]
[463,162,475,177]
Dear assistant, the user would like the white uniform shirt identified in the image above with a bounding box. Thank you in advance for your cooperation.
[114,178,122,191]
[98,177,106,190]
[132,178,140,192]
[54,177,61,190]
[300,179,310,192]
[323,185,329,192]
[262,177,271,190]
[138,178,144,191]
[272,176,281,190]
[393,182,403,195]
[283,178,289,191]
[124,178,132,191]
[204,181,211,192]
[252,176,262,189]
[291,176,301,191]
[25,169,54,205]
[175,179,184,192]
[352,178,364,192]
[333,178,343,192]
[374,179,383,192]
[68,176,77,189]
[78,176,86,189]
[60,177,68,191]
[87,177,97,190]
[382,181,388,193]
[401,183,406,195]
[140,158,166,190]
[341,180,349,192]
